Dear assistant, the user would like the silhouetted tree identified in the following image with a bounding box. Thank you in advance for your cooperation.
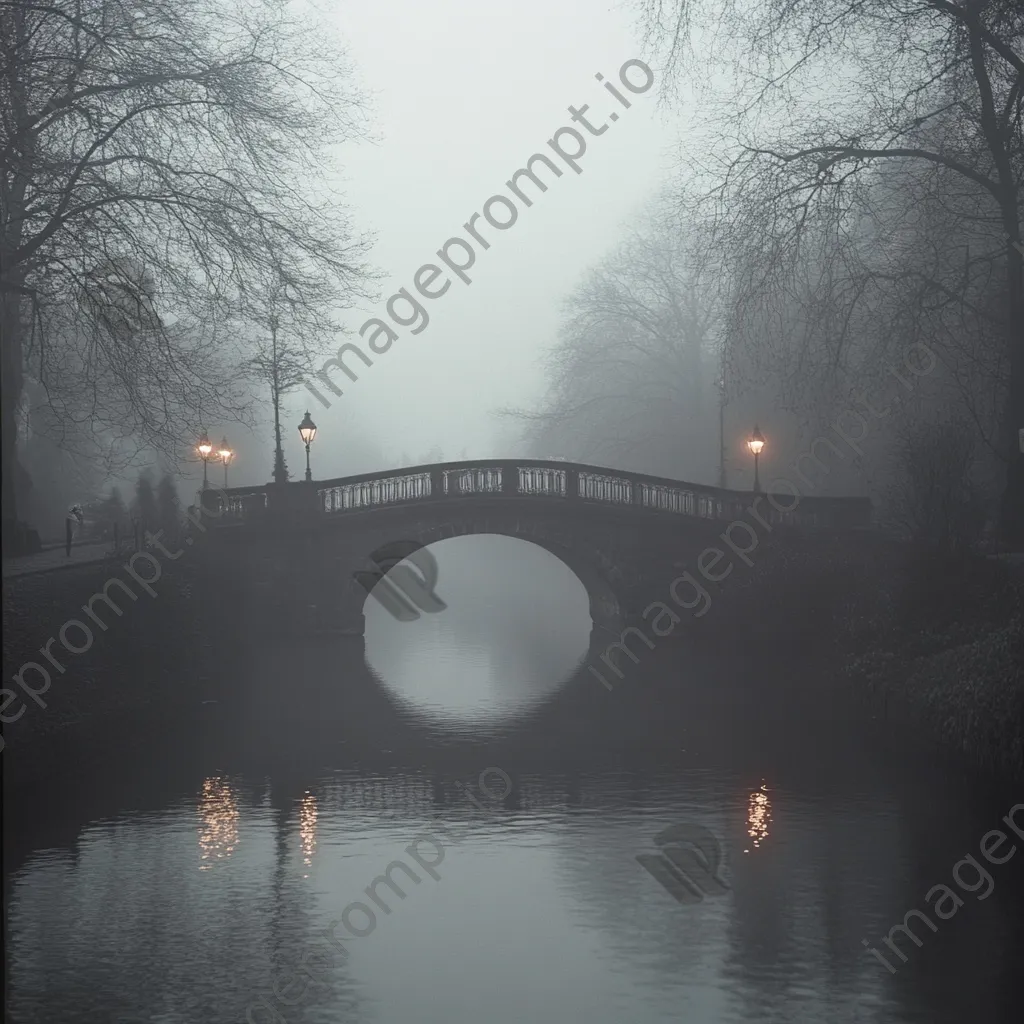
[246,281,349,485]
[133,472,159,536]
[157,474,181,543]
[885,412,985,553]
[19,411,107,539]
[101,487,128,524]
[90,486,129,544]
[1,0,371,527]
[506,202,720,480]
[636,0,1024,541]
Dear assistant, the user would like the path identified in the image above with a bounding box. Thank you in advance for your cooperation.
[2,541,118,580]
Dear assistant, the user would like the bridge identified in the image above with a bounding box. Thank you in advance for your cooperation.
[197,459,872,640]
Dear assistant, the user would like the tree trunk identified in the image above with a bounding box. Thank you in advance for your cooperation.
[966,25,1022,549]
[270,322,288,484]
[1,1,31,537]
[272,387,288,485]
[1,288,25,527]
[999,237,1024,547]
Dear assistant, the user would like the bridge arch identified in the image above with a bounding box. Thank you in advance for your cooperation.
[358,520,626,640]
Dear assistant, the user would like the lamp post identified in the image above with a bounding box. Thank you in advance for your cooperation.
[747,425,765,494]
[717,375,727,489]
[218,438,233,488]
[197,431,213,490]
[298,411,317,482]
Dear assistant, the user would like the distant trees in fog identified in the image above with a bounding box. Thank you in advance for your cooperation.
[631,0,1022,544]
[508,205,723,482]
[396,446,447,468]
[517,0,1021,548]
[133,473,160,539]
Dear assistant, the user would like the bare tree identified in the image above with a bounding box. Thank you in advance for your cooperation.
[1,0,372,526]
[156,471,180,543]
[507,205,721,480]
[244,279,341,484]
[636,0,1023,541]
[885,411,985,553]
[132,468,158,537]
[18,403,108,536]
[18,255,253,479]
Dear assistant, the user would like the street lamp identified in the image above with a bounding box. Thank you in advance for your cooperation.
[298,411,317,482]
[747,425,765,494]
[197,430,213,489]
[717,375,727,489]
[218,437,233,488]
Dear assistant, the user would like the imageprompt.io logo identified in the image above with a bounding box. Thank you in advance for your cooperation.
[354,540,447,622]
[636,823,730,904]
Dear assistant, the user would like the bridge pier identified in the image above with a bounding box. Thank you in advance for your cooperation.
[288,558,367,640]
[203,522,370,643]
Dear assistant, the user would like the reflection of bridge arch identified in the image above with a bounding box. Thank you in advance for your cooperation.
[206,459,872,639]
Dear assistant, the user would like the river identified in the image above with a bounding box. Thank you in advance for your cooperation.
[4,534,1023,1023]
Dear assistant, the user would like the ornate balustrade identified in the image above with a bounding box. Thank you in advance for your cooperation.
[212,459,872,530]
[321,472,432,512]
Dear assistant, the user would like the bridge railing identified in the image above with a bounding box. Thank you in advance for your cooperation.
[214,459,872,529]
[211,485,268,520]
[321,471,432,512]
[444,465,505,495]
[516,465,567,497]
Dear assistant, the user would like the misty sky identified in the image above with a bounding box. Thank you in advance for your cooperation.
[204,0,690,491]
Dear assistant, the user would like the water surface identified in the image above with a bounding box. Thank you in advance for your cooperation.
[5,535,1023,1024]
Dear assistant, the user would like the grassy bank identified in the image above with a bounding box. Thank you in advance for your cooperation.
[694,529,1024,782]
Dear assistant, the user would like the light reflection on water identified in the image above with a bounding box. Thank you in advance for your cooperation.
[198,776,240,870]
[7,769,1022,1024]
[299,791,317,877]
[363,535,593,727]
[744,783,771,853]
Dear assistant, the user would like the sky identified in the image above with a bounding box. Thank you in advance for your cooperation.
[209,0,688,490]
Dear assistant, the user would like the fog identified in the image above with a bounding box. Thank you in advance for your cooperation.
[220,0,677,489]
[4,4,1023,1022]
[6,0,1020,546]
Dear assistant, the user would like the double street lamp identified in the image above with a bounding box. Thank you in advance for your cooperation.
[747,425,766,494]
[197,431,236,491]
[298,411,317,482]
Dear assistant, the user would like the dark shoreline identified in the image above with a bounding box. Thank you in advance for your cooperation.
[687,532,1024,785]
[2,554,220,779]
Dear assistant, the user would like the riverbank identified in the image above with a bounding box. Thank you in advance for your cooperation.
[692,530,1024,783]
[1,551,226,782]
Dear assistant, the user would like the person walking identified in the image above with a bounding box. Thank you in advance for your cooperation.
[66,503,84,557]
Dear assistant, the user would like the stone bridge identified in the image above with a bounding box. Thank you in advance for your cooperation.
[197,459,872,642]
